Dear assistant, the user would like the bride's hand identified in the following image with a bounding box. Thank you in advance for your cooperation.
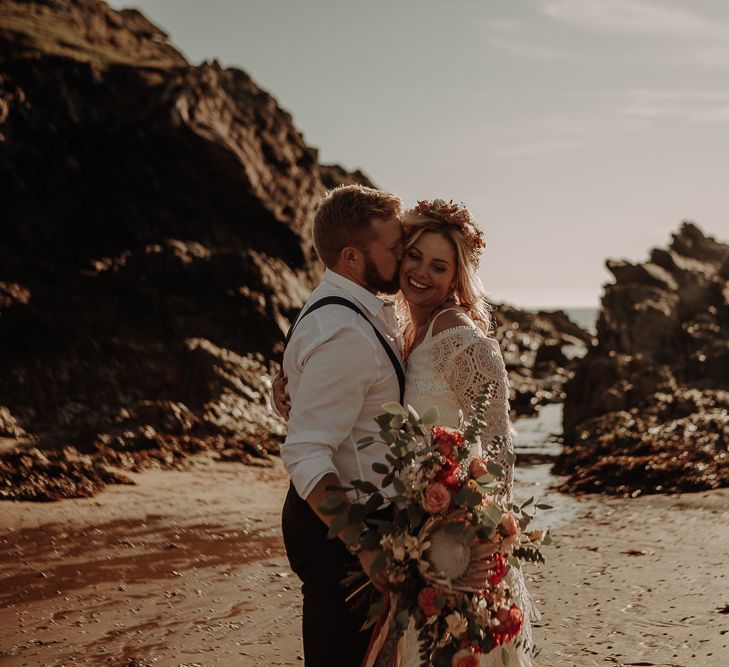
[358,548,388,593]
[271,369,291,418]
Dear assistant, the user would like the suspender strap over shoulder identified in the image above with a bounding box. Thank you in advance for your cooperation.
[285,296,405,403]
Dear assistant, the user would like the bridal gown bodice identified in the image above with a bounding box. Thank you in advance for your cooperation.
[403,323,515,501]
[398,317,536,667]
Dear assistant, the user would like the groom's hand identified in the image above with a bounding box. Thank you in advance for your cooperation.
[358,548,388,593]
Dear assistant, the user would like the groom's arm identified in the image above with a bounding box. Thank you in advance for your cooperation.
[282,321,378,500]
[282,322,386,585]
[305,471,386,591]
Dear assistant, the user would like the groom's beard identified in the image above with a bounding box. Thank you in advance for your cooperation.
[363,256,400,295]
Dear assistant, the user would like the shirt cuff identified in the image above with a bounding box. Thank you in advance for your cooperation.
[283,454,339,500]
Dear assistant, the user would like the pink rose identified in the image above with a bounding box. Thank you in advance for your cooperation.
[500,511,520,536]
[452,648,480,667]
[422,483,451,514]
[469,457,489,479]
[417,587,439,617]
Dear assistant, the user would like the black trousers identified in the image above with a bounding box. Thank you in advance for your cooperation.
[282,483,385,667]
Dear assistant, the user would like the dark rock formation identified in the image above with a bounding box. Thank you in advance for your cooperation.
[0,0,365,500]
[492,306,594,416]
[557,223,729,495]
[0,0,592,501]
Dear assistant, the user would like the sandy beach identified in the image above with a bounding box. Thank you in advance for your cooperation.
[1,457,727,667]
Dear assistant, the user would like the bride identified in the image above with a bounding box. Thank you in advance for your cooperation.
[395,199,536,666]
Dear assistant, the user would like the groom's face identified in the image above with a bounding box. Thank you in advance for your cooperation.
[362,216,403,295]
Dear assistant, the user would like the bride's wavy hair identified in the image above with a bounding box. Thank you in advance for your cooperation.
[400,199,492,332]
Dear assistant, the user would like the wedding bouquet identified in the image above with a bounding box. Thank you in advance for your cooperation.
[320,384,552,667]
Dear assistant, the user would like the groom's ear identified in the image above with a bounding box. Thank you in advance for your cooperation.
[340,246,361,267]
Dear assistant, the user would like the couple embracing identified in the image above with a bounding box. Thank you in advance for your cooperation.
[275,185,536,666]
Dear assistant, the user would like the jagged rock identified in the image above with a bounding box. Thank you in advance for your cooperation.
[492,306,594,415]
[0,0,368,500]
[559,222,729,495]
[0,0,593,500]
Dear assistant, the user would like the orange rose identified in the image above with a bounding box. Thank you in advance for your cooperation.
[422,482,451,514]
[452,648,480,667]
[500,511,520,536]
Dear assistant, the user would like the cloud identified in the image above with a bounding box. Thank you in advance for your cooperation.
[538,0,712,35]
[483,17,569,60]
[606,89,729,123]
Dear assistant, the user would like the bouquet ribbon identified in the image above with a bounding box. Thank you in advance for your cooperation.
[361,592,402,667]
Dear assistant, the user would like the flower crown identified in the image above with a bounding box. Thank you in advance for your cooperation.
[411,198,486,264]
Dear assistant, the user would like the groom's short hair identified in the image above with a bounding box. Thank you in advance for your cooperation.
[313,185,402,267]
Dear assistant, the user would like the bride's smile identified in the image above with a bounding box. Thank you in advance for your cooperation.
[399,232,456,311]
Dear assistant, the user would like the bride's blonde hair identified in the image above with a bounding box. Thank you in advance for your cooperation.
[400,199,492,332]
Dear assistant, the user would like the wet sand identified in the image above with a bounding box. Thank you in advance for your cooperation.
[1,458,728,666]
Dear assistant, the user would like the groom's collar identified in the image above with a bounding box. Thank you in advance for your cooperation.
[323,268,386,318]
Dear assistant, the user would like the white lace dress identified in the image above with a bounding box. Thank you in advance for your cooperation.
[399,313,537,667]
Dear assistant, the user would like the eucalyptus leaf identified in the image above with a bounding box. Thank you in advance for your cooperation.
[372,462,390,475]
[348,503,366,525]
[420,406,439,425]
[382,430,397,445]
[342,524,362,546]
[486,460,504,478]
[485,505,503,525]
[319,495,346,514]
[352,479,379,494]
[360,529,381,550]
[327,511,348,538]
[357,436,375,446]
[382,402,405,415]
[406,504,424,528]
[364,492,384,515]
[396,609,410,630]
[535,503,553,510]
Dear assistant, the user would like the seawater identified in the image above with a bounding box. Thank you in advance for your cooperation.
[510,306,601,528]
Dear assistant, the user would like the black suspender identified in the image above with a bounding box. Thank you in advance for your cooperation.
[285,296,405,403]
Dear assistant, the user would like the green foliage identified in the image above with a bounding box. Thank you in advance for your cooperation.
[486,460,504,477]
[319,494,347,515]
[512,545,545,564]
[351,479,378,494]
[420,406,440,425]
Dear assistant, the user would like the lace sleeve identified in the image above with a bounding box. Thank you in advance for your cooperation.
[440,334,515,500]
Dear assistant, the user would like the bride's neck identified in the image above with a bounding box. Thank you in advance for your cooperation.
[407,303,437,331]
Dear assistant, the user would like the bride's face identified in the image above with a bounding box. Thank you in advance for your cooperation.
[399,231,457,310]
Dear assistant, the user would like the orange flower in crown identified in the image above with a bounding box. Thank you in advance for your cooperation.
[411,198,486,264]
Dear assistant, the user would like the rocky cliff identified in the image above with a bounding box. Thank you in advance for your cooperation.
[0,0,373,500]
[0,0,589,501]
[557,223,729,494]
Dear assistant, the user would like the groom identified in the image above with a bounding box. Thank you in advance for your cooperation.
[280,184,404,666]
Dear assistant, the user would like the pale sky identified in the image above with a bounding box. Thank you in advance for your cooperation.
[111,0,729,308]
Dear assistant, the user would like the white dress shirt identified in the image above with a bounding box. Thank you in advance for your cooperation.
[281,269,404,500]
